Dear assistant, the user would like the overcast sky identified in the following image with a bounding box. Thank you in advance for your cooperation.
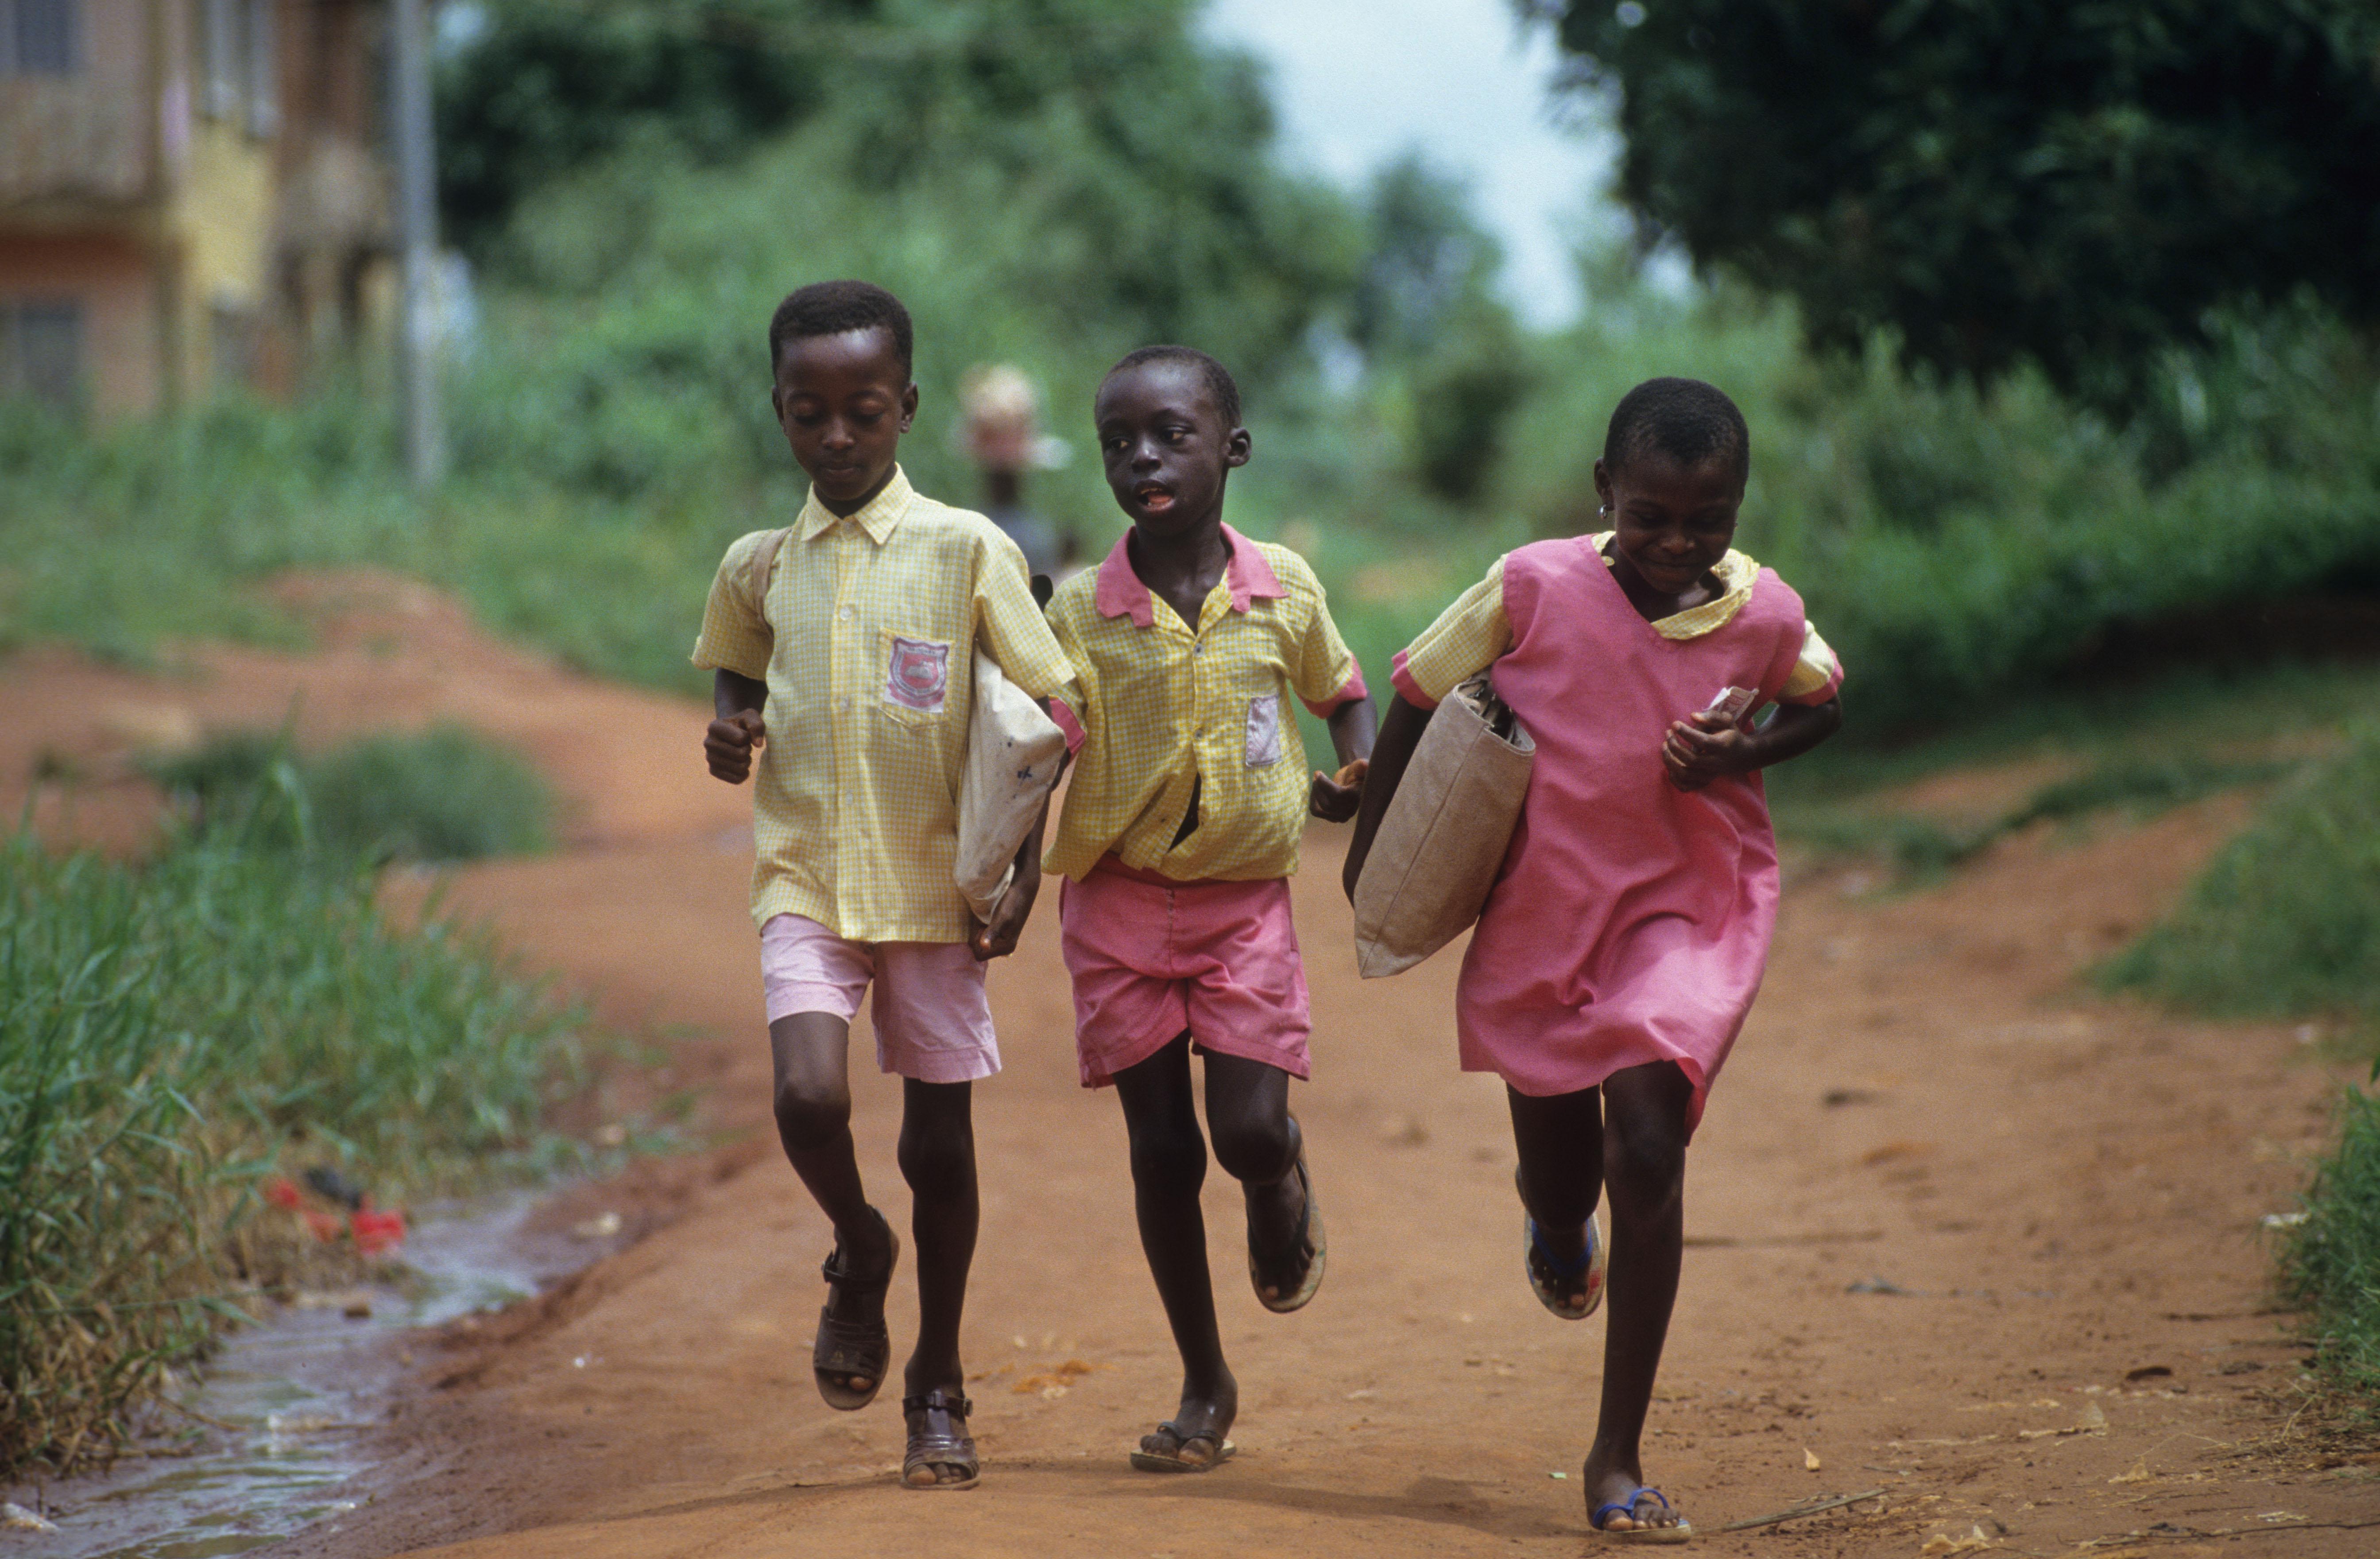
[1199,0,1617,328]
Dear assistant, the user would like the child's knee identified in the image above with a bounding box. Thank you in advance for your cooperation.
[1602,1121,1686,1216]
[1127,1123,1207,1198]
[1208,1111,1295,1186]
[896,1122,975,1198]
[773,1078,851,1150]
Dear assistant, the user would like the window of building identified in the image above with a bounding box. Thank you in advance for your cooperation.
[0,300,86,409]
[203,0,239,116]
[1,0,81,74]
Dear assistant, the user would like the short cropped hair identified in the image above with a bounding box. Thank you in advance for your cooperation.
[1106,345,1242,428]
[1603,377,1749,480]
[768,280,914,380]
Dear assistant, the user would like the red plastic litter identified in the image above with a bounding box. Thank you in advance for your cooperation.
[263,1176,302,1210]
[302,1209,344,1243]
[351,1208,406,1256]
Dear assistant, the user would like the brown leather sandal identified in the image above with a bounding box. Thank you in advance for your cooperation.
[812,1207,897,1411]
[900,1388,979,1490]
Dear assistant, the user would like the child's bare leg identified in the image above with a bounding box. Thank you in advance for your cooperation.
[897,1078,976,1395]
[1112,1033,1236,1461]
[1202,1050,1312,1305]
[1508,1082,1606,1308]
[771,1014,895,1393]
[1584,1061,1692,1533]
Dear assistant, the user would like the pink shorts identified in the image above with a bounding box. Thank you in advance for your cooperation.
[1057,859,1312,1089]
[759,914,998,1084]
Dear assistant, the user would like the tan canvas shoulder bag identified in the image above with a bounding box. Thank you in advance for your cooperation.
[1351,671,1535,978]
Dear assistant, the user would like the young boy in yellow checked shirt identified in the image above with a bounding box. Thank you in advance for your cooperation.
[1042,345,1376,1473]
[693,280,1078,1492]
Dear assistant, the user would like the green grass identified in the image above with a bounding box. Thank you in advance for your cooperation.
[0,800,587,1475]
[2101,725,2380,1020]
[148,725,555,864]
[2280,1089,2380,1404]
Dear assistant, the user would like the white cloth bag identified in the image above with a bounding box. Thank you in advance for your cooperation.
[741,527,1065,924]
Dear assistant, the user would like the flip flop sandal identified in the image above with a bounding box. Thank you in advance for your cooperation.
[813,1207,897,1411]
[1248,1138,1326,1315]
[899,1388,980,1490]
[1128,1419,1238,1474]
[1591,1485,1693,1544]
[1517,1168,1606,1320]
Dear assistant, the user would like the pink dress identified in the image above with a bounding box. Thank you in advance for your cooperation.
[1458,537,1814,1130]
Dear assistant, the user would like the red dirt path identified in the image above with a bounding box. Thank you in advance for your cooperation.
[9,573,2377,1557]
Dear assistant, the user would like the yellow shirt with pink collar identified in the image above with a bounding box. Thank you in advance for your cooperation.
[1044,524,1366,885]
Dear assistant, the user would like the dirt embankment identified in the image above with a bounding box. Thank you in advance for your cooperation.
[9,574,2376,1557]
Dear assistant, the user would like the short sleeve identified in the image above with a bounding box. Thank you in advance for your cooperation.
[1285,563,1365,717]
[1777,620,1844,705]
[690,531,775,681]
[974,528,1081,708]
[1043,595,1095,753]
[1391,555,1511,709]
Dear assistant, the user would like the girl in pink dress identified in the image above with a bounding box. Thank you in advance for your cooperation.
[1345,379,1844,1542]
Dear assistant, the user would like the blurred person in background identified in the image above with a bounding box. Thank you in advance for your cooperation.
[960,364,1076,592]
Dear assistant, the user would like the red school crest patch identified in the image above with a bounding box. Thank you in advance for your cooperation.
[885,636,952,713]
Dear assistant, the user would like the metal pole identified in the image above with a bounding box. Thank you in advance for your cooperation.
[391,0,444,485]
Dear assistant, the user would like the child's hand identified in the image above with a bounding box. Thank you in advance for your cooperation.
[1662,710,1752,792]
[968,867,1040,962]
[704,710,766,784]
[1309,758,1368,822]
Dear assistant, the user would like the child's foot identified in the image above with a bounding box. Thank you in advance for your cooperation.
[1129,1385,1237,1473]
[813,1207,897,1410]
[1246,1139,1325,1313]
[900,1388,980,1489]
[1582,1451,1692,1543]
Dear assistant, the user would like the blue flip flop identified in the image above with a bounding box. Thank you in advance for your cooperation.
[1591,1484,1693,1543]
[1517,1170,1606,1319]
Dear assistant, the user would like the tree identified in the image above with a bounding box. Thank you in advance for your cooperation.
[1350,154,1532,504]
[1525,0,2380,405]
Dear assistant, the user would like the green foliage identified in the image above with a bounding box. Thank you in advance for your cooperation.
[2104,725,2380,1017]
[445,0,1359,388]
[1528,0,2380,407]
[0,810,584,1473]
[2279,1088,2380,1402]
[147,726,553,864]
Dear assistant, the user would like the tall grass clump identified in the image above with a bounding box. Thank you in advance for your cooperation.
[0,803,584,1474]
[2101,725,2380,1018]
[149,725,554,863]
[2278,1089,2380,1402]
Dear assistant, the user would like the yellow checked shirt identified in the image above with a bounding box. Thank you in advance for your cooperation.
[1044,525,1366,884]
[1393,537,1842,708]
[692,466,1079,942]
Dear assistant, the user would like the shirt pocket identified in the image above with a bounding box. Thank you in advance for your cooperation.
[878,630,953,725]
[1243,692,1282,768]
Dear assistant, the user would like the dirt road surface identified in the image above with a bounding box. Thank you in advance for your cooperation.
[11,574,2378,1556]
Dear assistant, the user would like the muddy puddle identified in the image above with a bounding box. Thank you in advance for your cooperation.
[5,1195,595,1558]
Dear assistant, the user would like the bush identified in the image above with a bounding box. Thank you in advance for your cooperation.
[2101,725,2380,1018]
[2280,1088,2380,1401]
[149,726,553,864]
[0,811,584,1474]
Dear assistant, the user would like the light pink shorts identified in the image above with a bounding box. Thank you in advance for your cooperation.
[1057,858,1312,1089]
[759,914,998,1084]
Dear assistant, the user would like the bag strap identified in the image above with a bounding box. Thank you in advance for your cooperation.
[742,527,793,632]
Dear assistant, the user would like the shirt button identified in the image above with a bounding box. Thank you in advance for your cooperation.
[840,606,855,620]
[838,696,852,713]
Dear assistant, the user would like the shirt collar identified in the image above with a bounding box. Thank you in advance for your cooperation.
[1094,523,1284,627]
[798,464,914,543]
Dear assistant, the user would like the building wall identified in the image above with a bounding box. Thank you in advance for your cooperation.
[0,231,158,412]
